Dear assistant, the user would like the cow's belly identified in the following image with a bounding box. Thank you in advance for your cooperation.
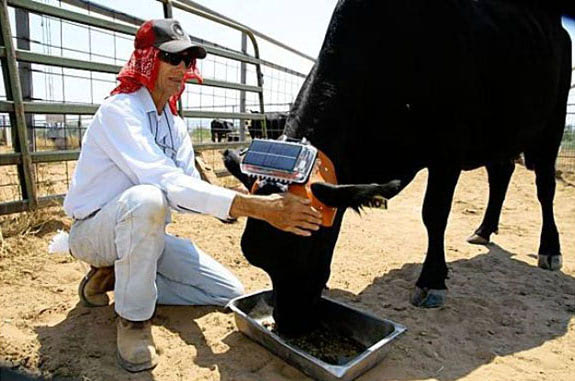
[411,1,565,165]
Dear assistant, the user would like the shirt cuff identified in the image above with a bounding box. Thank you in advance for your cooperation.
[165,178,237,221]
[204,186,237,220]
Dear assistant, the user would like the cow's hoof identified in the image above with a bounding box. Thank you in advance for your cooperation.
[410,287,447,308]
[466,233,489,245]
[538,254,562,271]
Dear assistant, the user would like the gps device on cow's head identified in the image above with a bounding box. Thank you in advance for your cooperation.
[240,138,338,227]
[240,138,318,184]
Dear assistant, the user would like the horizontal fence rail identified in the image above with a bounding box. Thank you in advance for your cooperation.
[0,0,316,215]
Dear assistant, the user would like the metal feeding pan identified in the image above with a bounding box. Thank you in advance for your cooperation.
[228,290,406,381]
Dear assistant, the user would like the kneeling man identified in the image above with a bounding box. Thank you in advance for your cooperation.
[64,19,322,372]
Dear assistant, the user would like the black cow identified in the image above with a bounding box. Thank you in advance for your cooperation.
[248,111,288,140]
[225,0,574,335]
[211,119,234,142]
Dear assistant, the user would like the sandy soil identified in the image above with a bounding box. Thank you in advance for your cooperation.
[0,164,574,381]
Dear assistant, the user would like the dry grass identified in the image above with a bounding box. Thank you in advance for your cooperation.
[0,207,72,287]
[0,206,71,290]
[35,136,81,151]
[0,161,77,203]
[0,134,82,152]
[0,206,68,243]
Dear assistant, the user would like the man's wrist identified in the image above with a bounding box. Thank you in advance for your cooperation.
[229,193,265,220]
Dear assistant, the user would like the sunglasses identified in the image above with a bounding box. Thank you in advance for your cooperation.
[159,51,194,68]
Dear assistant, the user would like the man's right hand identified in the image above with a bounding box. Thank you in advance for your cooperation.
[229,193,323,236]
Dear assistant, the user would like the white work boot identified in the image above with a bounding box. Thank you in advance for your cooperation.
[116,316,159,372]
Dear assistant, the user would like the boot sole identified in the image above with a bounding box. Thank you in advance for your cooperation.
[78,267,109,307]
[116,352,158,372]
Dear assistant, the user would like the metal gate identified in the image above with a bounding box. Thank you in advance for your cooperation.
[0,0,313,215]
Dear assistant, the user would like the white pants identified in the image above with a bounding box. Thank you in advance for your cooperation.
[68,184,244,321]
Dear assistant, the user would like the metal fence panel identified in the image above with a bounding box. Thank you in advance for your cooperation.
[0,0,314,215]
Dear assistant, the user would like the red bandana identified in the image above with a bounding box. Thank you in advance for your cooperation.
[110,46,203,115]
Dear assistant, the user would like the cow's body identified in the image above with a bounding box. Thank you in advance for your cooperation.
[210,119,234,142]
[288,0,570,177]
[249,111,288,140]
[225,0,573,334]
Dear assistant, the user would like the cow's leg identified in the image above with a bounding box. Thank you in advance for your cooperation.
[533,158,562,270]
[411,167,460,308]
[532,41,570,270]
[467,160,515,245]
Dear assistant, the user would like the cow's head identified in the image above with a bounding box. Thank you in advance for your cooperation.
[223,149,402,335]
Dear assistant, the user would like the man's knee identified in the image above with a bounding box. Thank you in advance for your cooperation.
[231,279,245,298]
[120,185,168,225]
[205,272,244,306]
[221,276,245,303]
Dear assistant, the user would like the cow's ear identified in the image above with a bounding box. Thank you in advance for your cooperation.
[310,181,403,211]
[222,149,256,190]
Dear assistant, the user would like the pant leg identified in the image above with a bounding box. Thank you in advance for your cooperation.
[69,184,168,321]
[156,234,244,307]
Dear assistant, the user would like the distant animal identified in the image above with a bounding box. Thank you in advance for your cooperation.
[248,111,288,140]
[225,0,574,335]
[210,119,234,142]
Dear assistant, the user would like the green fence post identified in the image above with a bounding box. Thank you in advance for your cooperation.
[0,0,37,209]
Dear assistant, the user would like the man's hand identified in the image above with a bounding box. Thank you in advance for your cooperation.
[260,193,323,236]
[229,193,323,236]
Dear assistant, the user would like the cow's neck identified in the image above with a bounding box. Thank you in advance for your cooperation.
[285,117,353,184]
[286,110,424,186]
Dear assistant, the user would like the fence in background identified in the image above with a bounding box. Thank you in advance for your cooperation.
[0,1,574,216]
[0,0,314,215]
[558,101,575,175]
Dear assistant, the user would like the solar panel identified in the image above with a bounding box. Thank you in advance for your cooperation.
[243,141,302,172]
[240,139,318,184]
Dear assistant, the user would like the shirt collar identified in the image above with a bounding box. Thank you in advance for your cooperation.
[137,87,171,122]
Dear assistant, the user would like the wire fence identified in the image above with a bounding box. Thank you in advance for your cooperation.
[1,2,308,138]
[0,0,313,212]
[557,104,575,176]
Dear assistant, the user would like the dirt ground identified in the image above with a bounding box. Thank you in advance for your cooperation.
[0,164,574,381]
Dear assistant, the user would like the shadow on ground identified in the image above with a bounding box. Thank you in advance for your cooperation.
[31,244,574,380]
[325,244,575,380]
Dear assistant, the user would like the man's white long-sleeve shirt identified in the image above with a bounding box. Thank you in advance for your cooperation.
[64,87,236,220]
